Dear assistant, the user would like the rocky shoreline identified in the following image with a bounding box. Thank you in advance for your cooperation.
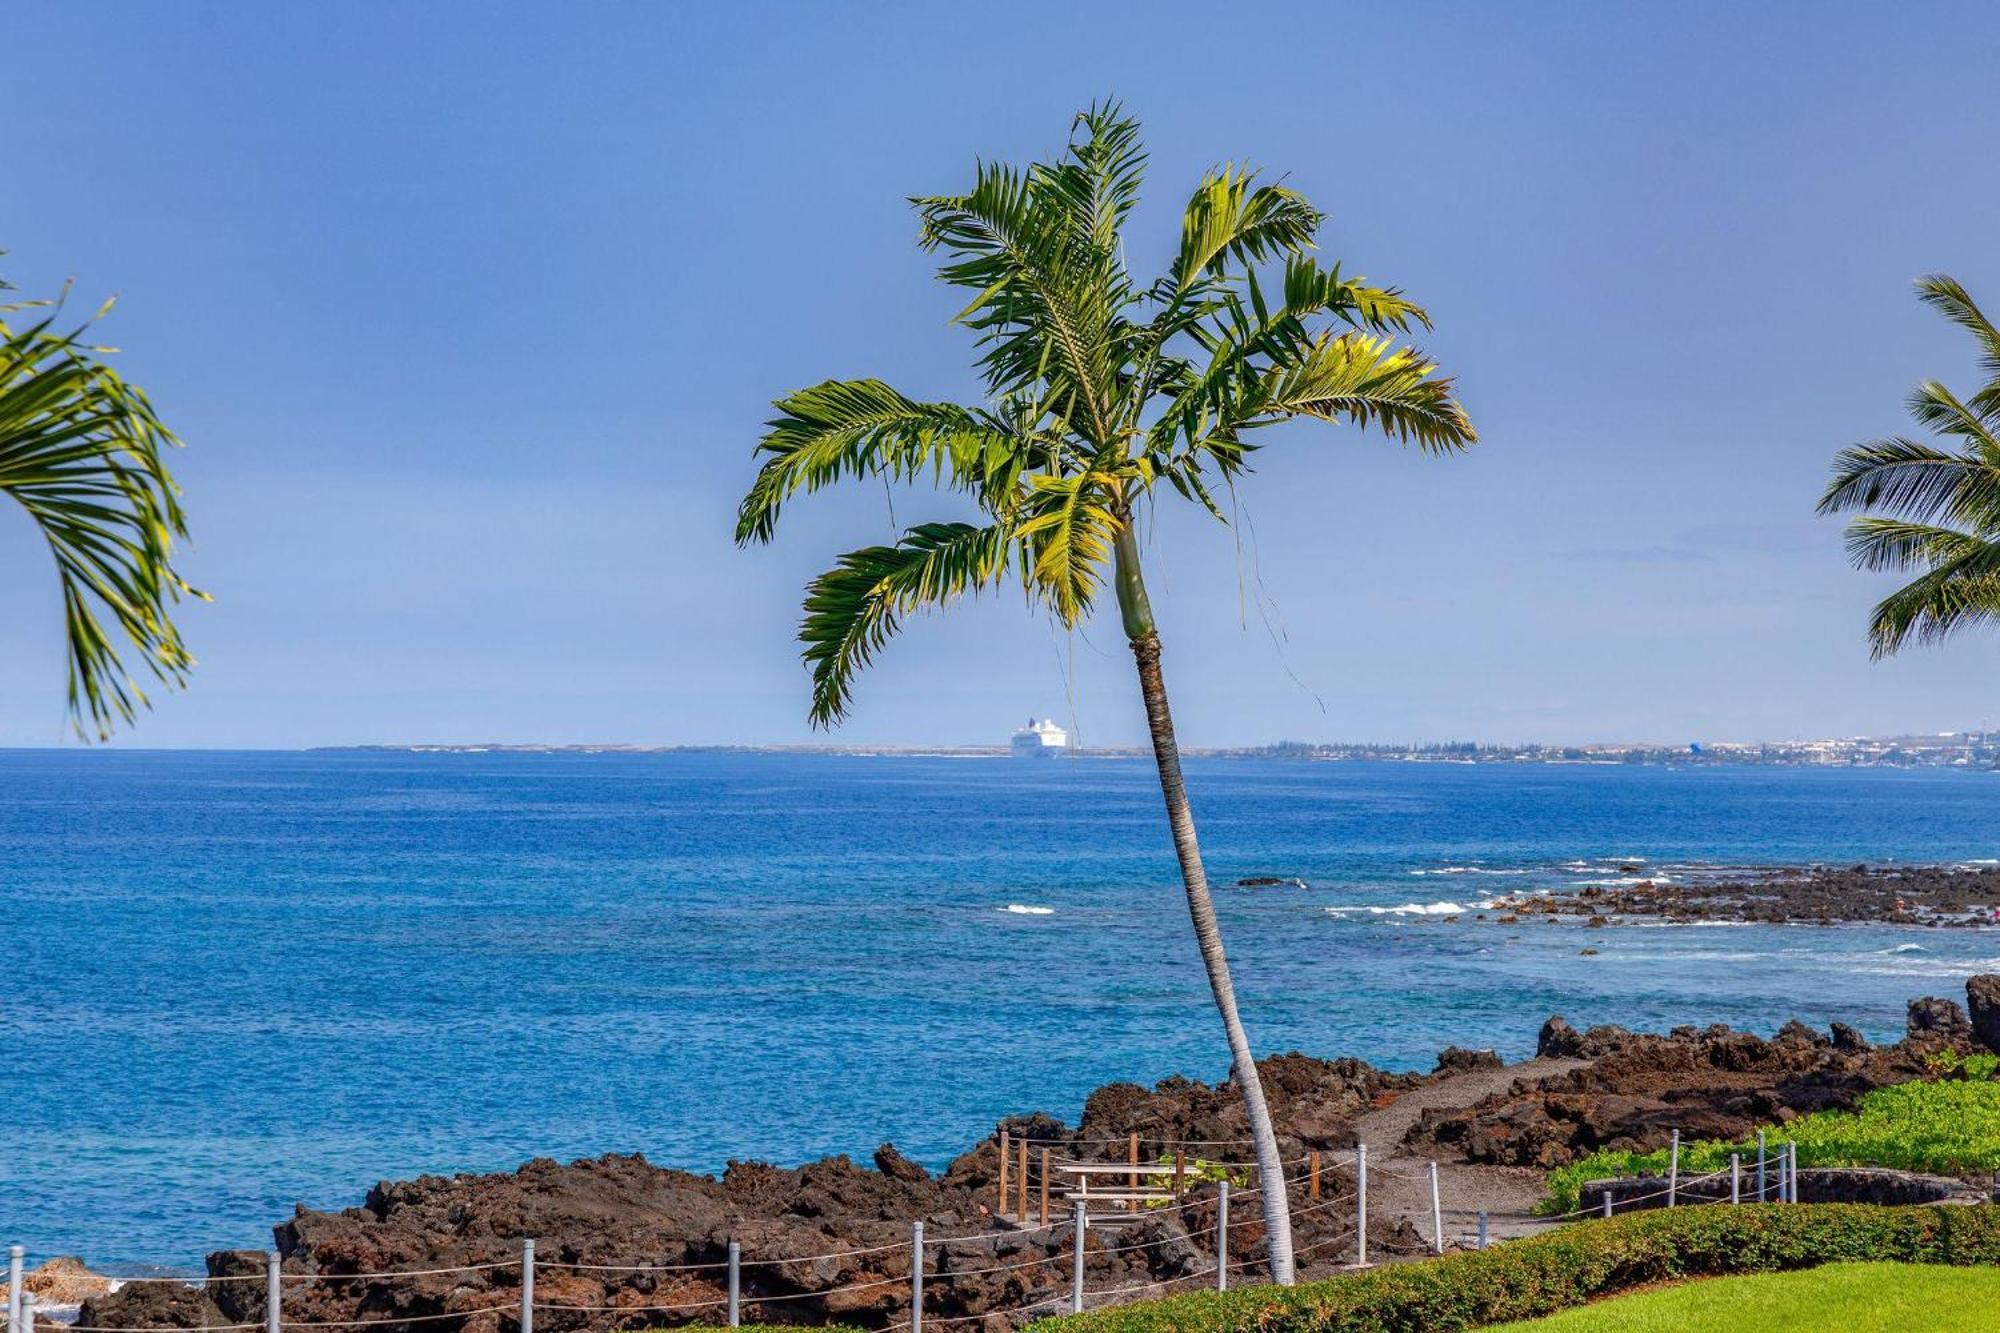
[32,977,2000,1333]
[1479,863,2000,928]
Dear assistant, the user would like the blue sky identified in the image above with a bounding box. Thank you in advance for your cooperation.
[3,2,1997,748]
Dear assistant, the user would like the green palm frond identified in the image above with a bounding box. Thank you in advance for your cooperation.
[1868,562,2000,658]
[0,298,202,738]
[799,521,1017,726]
[1254,332,1476,451]
[1916,274,2000,421]
[1824,274,2000,657]
[737,379,1035,544]
[1818,437,2000,523]
[1173,168,1322,287]
[1015,467,1124,625]
[1843,517,1991,571]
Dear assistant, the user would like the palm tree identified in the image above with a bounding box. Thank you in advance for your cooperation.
[1820,276,2000,655]
[1,272,200,737]
[736,104,1475,1281]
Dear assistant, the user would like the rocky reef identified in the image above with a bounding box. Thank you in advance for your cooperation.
[70,977,2000,1333]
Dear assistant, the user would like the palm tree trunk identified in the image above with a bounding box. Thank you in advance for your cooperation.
[1113,522,1296,1284]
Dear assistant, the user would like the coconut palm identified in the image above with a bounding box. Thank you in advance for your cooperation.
[1820,276,2000,656]
[1,272,200,737]
[736,104,1475,1281]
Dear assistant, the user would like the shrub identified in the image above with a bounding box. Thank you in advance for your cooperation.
[1541,1072,2000,1214]
[1024,1204,2000,1333]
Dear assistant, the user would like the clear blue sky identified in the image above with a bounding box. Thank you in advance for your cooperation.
[4,2,1997,749]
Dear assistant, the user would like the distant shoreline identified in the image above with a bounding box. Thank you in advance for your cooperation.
[302,741,2000,770]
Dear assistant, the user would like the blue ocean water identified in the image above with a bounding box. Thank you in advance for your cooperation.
[3,749,1998,1269]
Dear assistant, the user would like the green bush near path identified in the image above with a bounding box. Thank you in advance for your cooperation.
[1478,1261,2000,1331]
[1541,1063,2000,1215]
[1024,1205,2000,1333]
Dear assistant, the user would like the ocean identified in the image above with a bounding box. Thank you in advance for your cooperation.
[4,749,1998,1269]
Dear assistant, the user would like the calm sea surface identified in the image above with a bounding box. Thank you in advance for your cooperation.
[4,750,1999,1268]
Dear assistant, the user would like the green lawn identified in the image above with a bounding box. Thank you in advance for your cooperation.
[1480,1262,2000,1331]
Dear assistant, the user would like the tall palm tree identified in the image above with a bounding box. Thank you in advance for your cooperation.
[736,104,1475,1281]
[1,272,200,737]
[1820,276,2000,655]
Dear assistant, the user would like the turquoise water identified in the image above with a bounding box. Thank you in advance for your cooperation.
[3,750,1998,1268]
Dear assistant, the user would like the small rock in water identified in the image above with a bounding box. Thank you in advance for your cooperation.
[1580,947,1600,956]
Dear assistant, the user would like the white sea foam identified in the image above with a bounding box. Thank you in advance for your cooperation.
[1571,875,1672,887]
[1325,900,1475,917]
[1002,904,1055,916]
[1880,943,1927,954]
[1409,866,1529,876]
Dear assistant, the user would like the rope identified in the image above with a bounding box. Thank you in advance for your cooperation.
[283,1262,522,1282]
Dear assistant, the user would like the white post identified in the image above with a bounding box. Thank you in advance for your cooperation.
[1476,1211,1489,1251]
[266,1250,281,1333]
[519,1239,534,1333]
[909,1222,923,1333]
[1355,1144,1368,1266]
[727,1240,739,1328]
[1789,1143,1800,1203]
[1667,1130,1680,1208]
[1601,1191,1612,1219]
[18,1292,29,1333]
[9,1244,22,1333]
[1756,1130,1767,1202]
[1428,1161,1443,1254]
[1070,1201,1086,1314]
[1215,1180,1229,1292]
[1730,1154,1741,1205]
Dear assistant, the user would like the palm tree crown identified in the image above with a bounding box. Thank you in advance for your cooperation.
[1,274,200,737]
[737,103,1474,721]
[1820,275,2000,656]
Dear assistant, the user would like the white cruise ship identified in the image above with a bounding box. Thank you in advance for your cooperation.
[1010,717,1069,758]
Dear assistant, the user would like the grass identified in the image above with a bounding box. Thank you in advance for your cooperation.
[1541,1057,2000,1215]
[1477,1261,2000,1331]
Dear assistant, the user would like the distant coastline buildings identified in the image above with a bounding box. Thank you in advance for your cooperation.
[1234,731,2000,768]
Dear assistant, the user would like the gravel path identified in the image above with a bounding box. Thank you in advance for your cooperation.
[1352,1055,1588,1253]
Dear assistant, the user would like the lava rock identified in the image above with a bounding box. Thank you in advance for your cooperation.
[1968,975,2000,1056]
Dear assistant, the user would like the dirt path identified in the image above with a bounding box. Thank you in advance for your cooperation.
[1351,1055,1587,1254]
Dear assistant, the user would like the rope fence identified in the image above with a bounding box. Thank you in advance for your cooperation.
[3,1130,1818,1333]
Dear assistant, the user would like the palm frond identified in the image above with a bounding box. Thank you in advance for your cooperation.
[1867,558,2000,658]
[0,305,201,737]
[1035,100,1146,256]
[1843,516,1989,571]
[1173,168,1322,289]
[737,379,1032,544]
[1817,437,2000,523]
[1916,274,2000,414]
[1014,468,1123,625]
[798,520,1018,727]
[1253,332,1476,452]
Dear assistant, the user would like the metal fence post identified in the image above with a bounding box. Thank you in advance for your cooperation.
[266,1249,281,1333]
[1355,1144,1369,1266]
[1730,1154,1741,1205]
[1756,1130,1767,1202]
[1789,1143,1800,1203]
[18,1292,30,1333]
[9,1244,23,1333]
[1666,1130,1680,1208]
[1601,1191,1612,1219]
[1070,1201,1086,1314]
[520,1239,534,1333]
[910,1222,923,1333]
[727,1239,740,1328]
[1476,1211,1489,1250]
[1216,1180,1230,1291]
[1428,1161,1443,1253]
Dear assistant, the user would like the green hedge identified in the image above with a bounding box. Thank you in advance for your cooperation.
[1024,1204,2000,1333]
